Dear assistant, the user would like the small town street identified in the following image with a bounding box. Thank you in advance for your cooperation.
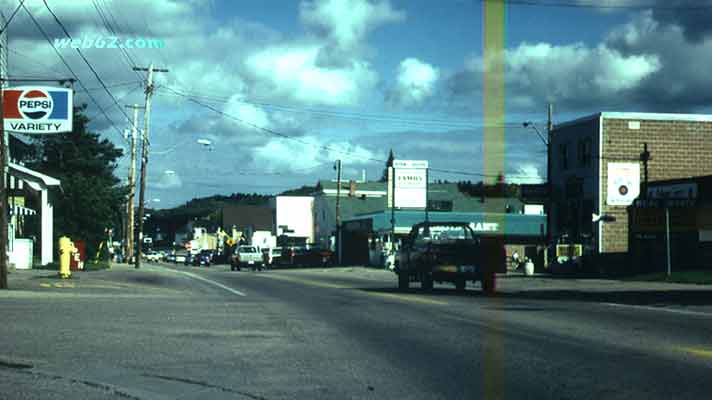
[1,264,712,399]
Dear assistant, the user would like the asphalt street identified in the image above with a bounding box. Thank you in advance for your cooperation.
[1,263,712,399]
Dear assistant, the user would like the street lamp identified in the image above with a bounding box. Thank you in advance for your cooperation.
[523,121,552,267]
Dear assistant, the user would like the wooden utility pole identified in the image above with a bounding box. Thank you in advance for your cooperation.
[133,64,167,269]
[124,104,143,264]
[335,159,342,265]
[0,15,8,289]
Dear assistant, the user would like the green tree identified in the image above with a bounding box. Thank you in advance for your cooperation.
[380,149,394,182]
[27,105,127,258]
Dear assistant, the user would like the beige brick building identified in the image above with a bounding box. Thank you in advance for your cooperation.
[550,112,712,258]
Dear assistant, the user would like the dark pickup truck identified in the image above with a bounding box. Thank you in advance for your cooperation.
[395,221,506,293]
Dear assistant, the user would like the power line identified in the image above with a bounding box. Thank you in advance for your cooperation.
[41,0,139,134]
[160,86,523,130]
[161,86,544,181]
[161,85,388,164]
[490,0,712,11]
[0,0,25,34]
[21,3,127,143]
[90,0,144,82]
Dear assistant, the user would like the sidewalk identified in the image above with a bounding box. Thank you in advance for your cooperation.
[1,263,177,295]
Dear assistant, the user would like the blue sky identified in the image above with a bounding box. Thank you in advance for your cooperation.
[5,0,712,208]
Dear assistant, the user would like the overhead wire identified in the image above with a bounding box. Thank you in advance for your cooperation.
[41,0,139,135]
[90,0,144,82]
[489,0,712,11]
[160,86,544,181]
[20,3,128,143]
[161,86,523,130]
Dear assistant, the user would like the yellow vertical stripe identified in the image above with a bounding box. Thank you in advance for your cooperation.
[483,1,506,399]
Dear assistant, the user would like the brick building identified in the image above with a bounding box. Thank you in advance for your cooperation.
[550,112,712,264]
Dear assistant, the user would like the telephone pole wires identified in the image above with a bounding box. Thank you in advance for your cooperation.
[133,64,167,269]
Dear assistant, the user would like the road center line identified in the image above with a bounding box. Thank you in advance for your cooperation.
[258,273,447,305]
[603,302,712,317]
[168,269,246,297]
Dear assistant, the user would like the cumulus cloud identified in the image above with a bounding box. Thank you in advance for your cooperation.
[253,137,377,171]
[507,164,543,184]
[244,44,378,106]
[299,0,405,51]
[449,40,660,111]
[387,58,440,106]
[605,11,712,111]
[151,170,183,190]
[650,0,712,43]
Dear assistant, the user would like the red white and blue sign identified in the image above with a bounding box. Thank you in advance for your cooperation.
[3,86,73,133]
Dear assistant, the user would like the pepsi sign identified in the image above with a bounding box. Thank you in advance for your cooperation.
[3,86,73,133]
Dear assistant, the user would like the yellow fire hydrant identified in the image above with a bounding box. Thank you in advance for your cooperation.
[59,236,76,279]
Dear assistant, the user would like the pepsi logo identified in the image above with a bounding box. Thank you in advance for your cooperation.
[18,90,53,120]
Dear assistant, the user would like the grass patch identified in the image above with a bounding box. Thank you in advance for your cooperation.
[625,270,712,285]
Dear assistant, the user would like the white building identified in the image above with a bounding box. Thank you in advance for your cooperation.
[271,196,315,244]
[8,162,61,267]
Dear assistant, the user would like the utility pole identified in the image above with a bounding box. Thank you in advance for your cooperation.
[545,103,553,269]
[124,104,143,265]
[334,159,342,265]
[133,64,167,269]
[0,14,8,289]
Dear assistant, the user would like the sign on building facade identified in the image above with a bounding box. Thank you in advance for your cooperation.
[607,162,640,206]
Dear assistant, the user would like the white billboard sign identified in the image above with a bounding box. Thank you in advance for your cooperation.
[3,86,73,133]
[607,162,640,206]
[394,160,428,209]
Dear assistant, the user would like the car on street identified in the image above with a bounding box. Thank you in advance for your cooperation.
[191,250,212,267]
[175,254,187,264]
[231,245,263,271]
[395,221,505,293]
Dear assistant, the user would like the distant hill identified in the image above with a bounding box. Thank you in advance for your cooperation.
[279,185,317,196]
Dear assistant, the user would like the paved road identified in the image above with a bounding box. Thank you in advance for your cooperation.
[1,264,712,399]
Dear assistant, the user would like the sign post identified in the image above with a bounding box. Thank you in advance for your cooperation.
[1,86,73,288]
[665,207,671,277]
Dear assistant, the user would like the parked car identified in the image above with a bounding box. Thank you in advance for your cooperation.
[165,253,176,263]
[175,254,187,264]
[192,250,212,267]
[143,251,161,262]
[278,246,332,267]
[396,221,505,293]
[231,245,263,271]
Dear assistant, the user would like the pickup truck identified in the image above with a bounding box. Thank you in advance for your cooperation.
[231,245,264,271]
[395,221,505,293]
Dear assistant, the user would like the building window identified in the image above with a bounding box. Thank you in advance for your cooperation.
[578,138,592,168]
[560,143,569,170]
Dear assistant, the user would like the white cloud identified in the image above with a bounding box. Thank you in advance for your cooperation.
[508,164,543,184]
[299,0,405,50]
[244,44,378,106]
[451,40,660,110]
[253,136,376,171]
[151,171,183,190]
[388,57,440,106]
